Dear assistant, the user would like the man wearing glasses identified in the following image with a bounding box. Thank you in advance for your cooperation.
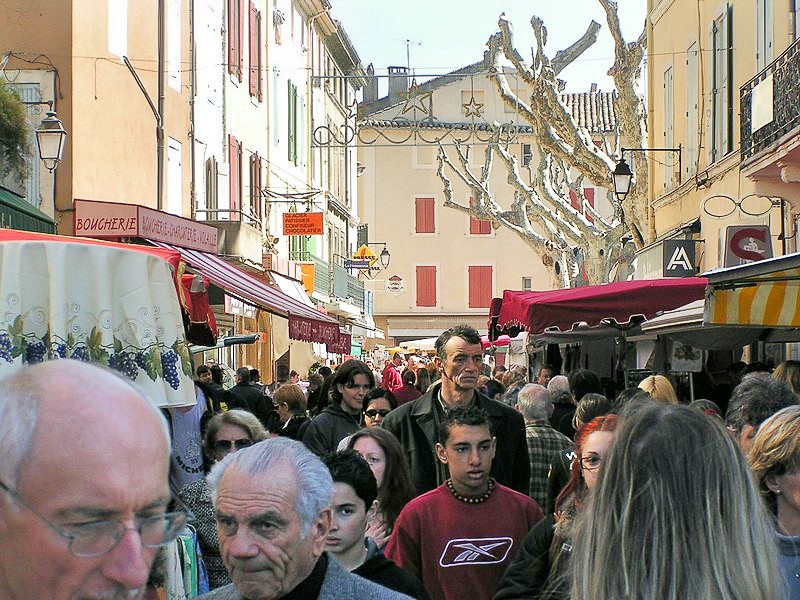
[0,359,184,599]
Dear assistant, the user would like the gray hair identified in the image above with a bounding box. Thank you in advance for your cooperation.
[547,375,571,402]
[516,383,552,421]
[0,360,169,488]
[207,437,333,534]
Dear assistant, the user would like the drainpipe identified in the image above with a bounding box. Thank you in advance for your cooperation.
[157,0,166,211]
[791,0,797,43]
[189,0,196,218]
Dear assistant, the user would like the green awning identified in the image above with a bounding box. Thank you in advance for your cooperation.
[0,186,56,234]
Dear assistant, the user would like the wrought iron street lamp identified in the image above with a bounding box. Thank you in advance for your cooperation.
[612,146,682,202]
[35,110,67,173]
[379,246,391,269]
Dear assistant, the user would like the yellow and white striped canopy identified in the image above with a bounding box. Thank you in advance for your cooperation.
[704,254,800,327]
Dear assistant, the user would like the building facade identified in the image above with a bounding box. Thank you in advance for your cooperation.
[358,63,621,344]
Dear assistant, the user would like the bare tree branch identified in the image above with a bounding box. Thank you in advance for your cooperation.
[552,20,601,76]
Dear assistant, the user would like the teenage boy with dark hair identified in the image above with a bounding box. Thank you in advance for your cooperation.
[386,406,542,600]
[323,451,429,600]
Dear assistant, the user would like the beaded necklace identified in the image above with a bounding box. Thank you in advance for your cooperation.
[446,477,496,504]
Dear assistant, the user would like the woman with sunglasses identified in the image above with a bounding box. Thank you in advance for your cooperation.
[177,410,268,589]
[363,387,397,427]
[494,414,619,599]
[302,359,375,456]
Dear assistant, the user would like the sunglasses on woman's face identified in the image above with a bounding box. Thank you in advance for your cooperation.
[213,439,253,453]
[364,409,391,419]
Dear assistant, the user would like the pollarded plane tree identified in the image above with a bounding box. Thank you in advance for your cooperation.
[436,1,647,287]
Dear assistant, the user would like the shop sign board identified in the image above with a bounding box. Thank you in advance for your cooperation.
[73,199,218,252]
[723,225,773,267]
[282,212,324,236]
[386,274,405,297]
[662,239,696,277]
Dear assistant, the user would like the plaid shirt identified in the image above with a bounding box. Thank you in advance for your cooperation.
[525,421,573,510]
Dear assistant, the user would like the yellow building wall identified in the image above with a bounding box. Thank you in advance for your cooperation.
[648,0,800,269]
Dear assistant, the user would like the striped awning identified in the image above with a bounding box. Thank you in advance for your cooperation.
[704,252,800,327]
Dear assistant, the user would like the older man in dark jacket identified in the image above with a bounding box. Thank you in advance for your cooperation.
[382,325,529,496]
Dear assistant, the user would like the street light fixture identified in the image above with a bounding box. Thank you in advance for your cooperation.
[611,146,682,203]
[379,246,391,269]
[21,101,68,173]
[36,111,67,173]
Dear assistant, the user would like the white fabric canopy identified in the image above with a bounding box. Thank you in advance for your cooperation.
[0,239,195,407]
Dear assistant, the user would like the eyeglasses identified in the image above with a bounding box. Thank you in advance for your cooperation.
[213,439,254,453]
[0,478,189,558]
[578,455,603,471]
[364,409,390,419]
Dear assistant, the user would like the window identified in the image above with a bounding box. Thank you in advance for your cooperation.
[711,5,734,162]
[663,66,674,189]
[168,0,180,91]
[228,134,241,215]
[108,0,128,59]
[204,157,218,215]
[522,276,533,291]
[415,197,435,233]
[287,81,298,165]
[686,42,699,177]
[469,197,491,235]
[227,0,243,80]
[569,188,595,222]
[249,153,262,224]
[416,266,437,307]
[248,3,262,100]
[272,69,280,146]
[521,143,532,167]
[167,138,182,216]
[468,266,492,308]
[756,0,774,70]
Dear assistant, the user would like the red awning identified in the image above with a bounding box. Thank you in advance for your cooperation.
[494,278,708,335]
[152,242,340,345]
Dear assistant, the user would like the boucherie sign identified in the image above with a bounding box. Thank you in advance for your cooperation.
[73,199,218,253]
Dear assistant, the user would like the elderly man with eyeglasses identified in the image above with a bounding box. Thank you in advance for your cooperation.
[0,359,182,599]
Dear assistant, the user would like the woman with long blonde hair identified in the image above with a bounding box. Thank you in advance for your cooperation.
[748,405,800,599]
[571,404,780,600]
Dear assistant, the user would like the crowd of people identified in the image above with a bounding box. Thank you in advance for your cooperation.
[0,326,799,599]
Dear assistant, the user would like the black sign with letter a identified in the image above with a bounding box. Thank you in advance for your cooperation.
[662,239,696,277]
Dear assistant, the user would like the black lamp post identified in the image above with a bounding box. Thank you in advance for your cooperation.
[611,146,682,203]
[379,247,391,268]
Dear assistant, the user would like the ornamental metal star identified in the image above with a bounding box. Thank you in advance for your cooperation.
[401,80,432,115]
[462,94,484,118]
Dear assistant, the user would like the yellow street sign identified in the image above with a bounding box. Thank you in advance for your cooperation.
[353,244,378,266]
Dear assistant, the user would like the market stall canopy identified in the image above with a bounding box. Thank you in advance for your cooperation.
[0,230,196,407]
[151,242,341,347]
[399,335,511,352]
[492,278,708,336]
[641,298,800,349]
[704,252,800,327]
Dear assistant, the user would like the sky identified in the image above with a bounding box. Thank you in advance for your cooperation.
[330,0,648,96]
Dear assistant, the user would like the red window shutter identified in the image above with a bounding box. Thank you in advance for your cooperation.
[238,0,245,80]
[256,11,263,101]
[469,196,491,234]
[248,3,257,96]
[227,0,236,75]
[228,135,240,212]
[468,266,493,308]
[416,266,437,307]
[415,198,435,233]
[584,187,595,223]
[569,189,581,212]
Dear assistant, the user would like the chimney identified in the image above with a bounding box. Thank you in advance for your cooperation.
[388,65,409,104]
[590,82,598,93]
[363,63,378,104]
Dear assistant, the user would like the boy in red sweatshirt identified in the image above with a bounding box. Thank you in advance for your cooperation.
[386,405,543,600]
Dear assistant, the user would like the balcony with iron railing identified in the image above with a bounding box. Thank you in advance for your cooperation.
[740,37,800,177]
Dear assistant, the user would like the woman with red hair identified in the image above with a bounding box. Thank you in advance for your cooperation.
[494,414,619,599]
